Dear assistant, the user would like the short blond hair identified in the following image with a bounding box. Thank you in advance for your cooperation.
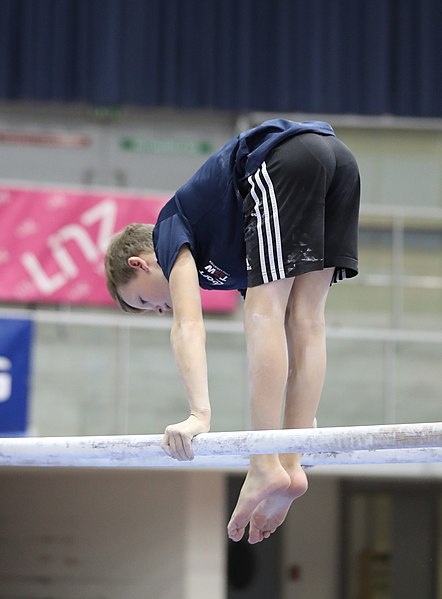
[104,223,155,313]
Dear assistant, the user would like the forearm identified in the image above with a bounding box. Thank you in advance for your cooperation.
[171,319,211,424]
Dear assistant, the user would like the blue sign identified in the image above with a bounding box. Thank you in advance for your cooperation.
[0,318,34,435]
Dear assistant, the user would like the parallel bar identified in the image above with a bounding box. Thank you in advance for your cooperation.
[191,423,442,455]
[0,423,441,469]
[1,448,442,470]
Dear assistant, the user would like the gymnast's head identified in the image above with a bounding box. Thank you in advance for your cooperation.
[104,223,172,315]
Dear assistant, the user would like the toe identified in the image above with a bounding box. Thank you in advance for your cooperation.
[248,527,263,544]
[228,524,246,542]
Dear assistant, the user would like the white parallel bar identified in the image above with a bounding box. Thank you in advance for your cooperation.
[1,448,442,470]
[0,423,441,469]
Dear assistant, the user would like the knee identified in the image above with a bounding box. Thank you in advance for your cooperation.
[244,290,287,326]
[244,307,286,338]
[285,310,326,339]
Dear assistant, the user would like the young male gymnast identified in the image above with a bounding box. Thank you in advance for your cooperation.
[105,119,360,544]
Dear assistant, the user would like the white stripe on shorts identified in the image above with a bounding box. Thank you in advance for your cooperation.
[247,173,269,283]
[261,162,285,279]
[248,162,286,283]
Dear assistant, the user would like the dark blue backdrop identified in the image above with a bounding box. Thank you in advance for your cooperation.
[0,0,440,116]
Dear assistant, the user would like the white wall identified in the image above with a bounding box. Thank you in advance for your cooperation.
[281,476,341,599]
[0,468,226,599]
[184,472,227,599]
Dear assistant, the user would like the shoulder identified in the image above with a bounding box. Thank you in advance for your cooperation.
[153,203,196,280]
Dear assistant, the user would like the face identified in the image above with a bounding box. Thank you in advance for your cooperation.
[118,253,172,315]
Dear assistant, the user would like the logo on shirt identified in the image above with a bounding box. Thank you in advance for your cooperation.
[199,261,230,286]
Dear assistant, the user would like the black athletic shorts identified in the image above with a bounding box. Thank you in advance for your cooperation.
[240,133,360,287]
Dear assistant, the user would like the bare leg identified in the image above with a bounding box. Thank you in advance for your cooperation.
[248,268,334,544]
[227,278,294,542]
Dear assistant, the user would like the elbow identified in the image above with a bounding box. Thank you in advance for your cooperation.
[171,318,206,346]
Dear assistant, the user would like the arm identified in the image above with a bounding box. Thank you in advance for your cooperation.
[161,245,211,460]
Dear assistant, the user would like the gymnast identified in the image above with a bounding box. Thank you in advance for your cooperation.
[104,119,360,544]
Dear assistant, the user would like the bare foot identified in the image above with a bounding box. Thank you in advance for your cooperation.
[248,464,308,544]
[227,461,291,543]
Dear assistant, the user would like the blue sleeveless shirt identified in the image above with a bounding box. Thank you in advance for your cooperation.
[153,119,335,292]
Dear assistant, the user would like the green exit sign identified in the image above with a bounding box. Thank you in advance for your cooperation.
[120,136,213,156]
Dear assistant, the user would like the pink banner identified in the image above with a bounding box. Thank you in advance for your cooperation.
[0,185,238,312]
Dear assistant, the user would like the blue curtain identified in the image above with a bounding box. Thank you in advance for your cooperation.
[0,0,440,116]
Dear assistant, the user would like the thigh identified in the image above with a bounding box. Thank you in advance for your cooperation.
[287,267,335,323]
[285,268,334,372]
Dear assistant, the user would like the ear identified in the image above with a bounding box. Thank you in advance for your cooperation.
[127,256,150,272]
